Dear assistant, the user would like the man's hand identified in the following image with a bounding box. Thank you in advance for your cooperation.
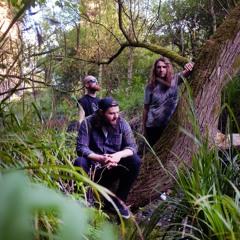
[184,62,194,72]
[95,149,133,170]
[182,62,194,78]
[105,152,122,163]
[99,154,118,169]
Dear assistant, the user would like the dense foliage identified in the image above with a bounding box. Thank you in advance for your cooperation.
[1,0,240,239]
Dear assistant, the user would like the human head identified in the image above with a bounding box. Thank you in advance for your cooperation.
[149,57,174,89]
[98,97,119,126]
[82,75,101,93]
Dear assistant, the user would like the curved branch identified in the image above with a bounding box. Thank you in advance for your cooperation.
[98,41,189,66]
[56,40,189,67]
[117,0,131,43]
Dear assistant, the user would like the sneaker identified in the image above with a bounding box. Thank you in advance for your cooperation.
[114,200,130,219]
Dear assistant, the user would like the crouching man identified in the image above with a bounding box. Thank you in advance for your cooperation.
[74,97,142,219]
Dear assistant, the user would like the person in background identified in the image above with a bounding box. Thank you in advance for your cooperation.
[75,97,141,219]
[142,57,194,147]
[77,75,102,125]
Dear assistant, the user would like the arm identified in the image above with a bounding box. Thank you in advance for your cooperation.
[142,104,149,137]
[121,118,137,154]
[181,62,194,79]
[106,149,133,164]
[76,119,118,167]
[142,85,151,137]
[78,104,85,126]
[106,118,136,163]
[76,119,92,157]
[88,152,118,167]
[106,120,135,167]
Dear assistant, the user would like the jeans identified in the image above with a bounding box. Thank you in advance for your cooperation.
[146,126,166,147]
[74,154,141,202]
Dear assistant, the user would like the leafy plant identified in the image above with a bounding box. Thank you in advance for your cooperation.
[129,79,240,239]
[0,171,118,240]
[0,101,144,240]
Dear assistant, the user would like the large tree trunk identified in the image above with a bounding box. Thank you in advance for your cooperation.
[128,3,240,208]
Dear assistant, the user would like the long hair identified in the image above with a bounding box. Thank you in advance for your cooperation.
[148,57,174,89]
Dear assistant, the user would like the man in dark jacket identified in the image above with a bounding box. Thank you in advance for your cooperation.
[75,97,141,219]
[77,75,101,125]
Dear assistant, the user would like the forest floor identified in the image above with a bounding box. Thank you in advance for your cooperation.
[133,188,181,226]
[134,198,171,227]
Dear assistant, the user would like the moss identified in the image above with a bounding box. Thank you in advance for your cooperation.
[211,3,240,43]
[197,3,240,68]
[130,41,189,67]
[230,55,240,76]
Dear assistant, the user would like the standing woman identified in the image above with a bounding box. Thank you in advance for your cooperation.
[142,57,193,147]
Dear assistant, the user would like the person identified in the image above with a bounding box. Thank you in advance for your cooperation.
[74,97,142,219]
[67,75,101,133]
[142,57,194,147]
[77,75,102,125]
[67,75,102,132]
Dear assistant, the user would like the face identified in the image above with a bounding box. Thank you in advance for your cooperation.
[155,61,167,78]
[103,106,119,126]
[85,77,102,91]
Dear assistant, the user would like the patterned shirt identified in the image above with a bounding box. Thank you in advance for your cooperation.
[76,115,137,158]
[143,73,183,128]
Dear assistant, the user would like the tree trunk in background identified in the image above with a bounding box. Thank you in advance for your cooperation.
[98,64,103,98]
[127,47,134,93]
[128,3,240,208]
[210,0,217,33]
[64,32,67,57]
[76,23,80,51]
[0,1,23,102]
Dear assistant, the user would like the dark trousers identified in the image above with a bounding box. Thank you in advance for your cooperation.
[146,126,165,147]
[74,154,141,202]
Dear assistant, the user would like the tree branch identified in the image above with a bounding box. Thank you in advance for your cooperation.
[0,0,32,45]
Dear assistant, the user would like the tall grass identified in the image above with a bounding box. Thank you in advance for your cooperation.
[2,77,240,239]
[130,79,240,239]
[0,171,118,240]
[0,101,134,240]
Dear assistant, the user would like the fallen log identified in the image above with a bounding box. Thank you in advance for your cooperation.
[214,132,240,149]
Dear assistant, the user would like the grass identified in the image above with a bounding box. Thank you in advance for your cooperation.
[128,79,240,240]
[0,100,145,239]
[1,77,240,239]
[0,171,118,240]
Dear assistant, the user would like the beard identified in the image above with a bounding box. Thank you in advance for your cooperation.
[102,118,120,133]
[88,84,102,94]
[92,84,102,91]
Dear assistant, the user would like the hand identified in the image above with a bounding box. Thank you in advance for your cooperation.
[184,62,194,71]
[99,154,112,165]
[106,153,122,163]
[106,161,118,170]
[99,154,118,170]
[103,153,122,170]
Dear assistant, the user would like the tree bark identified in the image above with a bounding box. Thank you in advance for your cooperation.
[127,3,240,208]
[127,47,134,87]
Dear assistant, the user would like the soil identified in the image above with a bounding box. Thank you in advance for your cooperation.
[134,198,171,227]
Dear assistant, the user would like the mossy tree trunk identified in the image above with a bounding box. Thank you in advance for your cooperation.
[128,3,240,208]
